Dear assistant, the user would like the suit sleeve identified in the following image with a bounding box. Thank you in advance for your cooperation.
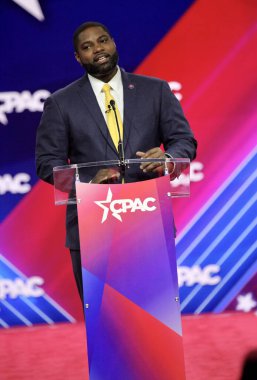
[159,81,197,160]
[35,96,69,185]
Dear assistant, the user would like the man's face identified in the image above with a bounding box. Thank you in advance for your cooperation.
[75,26,119,81]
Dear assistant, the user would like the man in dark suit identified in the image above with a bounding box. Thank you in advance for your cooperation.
[35,21,197,301]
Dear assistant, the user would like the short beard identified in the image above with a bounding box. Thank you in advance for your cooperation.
[83,50,119,80]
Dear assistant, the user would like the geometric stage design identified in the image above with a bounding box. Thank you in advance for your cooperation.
[177,147,257,313]
[76,176,186,379]
[1,0,257,327]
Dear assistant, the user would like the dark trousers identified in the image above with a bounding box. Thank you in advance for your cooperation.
[70,249,84,303]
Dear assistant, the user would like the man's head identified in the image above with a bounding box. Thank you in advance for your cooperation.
[73,21,119,82]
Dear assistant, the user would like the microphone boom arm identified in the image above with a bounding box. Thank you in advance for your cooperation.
[110,100,125,166]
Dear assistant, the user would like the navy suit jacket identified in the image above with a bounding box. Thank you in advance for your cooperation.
[36,69,197,249]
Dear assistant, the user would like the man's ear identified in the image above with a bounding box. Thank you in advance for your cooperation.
[75,52,82,65]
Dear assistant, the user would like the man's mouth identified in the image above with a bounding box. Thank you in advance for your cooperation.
[94,54,109,63]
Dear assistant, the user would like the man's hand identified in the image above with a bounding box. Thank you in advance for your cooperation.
[136,147,166,173]
[91,168,120,184]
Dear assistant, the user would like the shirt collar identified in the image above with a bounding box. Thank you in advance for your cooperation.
[88,66,122,94]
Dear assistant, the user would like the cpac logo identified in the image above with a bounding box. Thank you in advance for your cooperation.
[95,188,157,223]
[12,0,45,22]
[0,90,50,125]
[0,173,31,195]
[178,265,221,287]
[0,276,44,300]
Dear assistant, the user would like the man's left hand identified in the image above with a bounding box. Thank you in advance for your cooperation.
[136,147,166,173]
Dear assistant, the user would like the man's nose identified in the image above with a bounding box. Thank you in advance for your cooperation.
[93,42,104,53]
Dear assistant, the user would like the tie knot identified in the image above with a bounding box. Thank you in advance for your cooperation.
[102,84,111,94]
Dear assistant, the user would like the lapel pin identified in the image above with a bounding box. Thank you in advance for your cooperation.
[128,84,135,89]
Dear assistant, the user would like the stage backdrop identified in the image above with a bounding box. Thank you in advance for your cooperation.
[0,0,256,327]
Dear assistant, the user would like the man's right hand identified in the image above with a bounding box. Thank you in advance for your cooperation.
[91,168,120,184]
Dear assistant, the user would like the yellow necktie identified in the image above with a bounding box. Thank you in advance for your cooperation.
[102,84,123,151]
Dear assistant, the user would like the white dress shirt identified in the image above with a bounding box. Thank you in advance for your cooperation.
[88,66,124,123]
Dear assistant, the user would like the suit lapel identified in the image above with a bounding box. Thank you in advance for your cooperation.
[76,75,118,155]
[121,70,137,152]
